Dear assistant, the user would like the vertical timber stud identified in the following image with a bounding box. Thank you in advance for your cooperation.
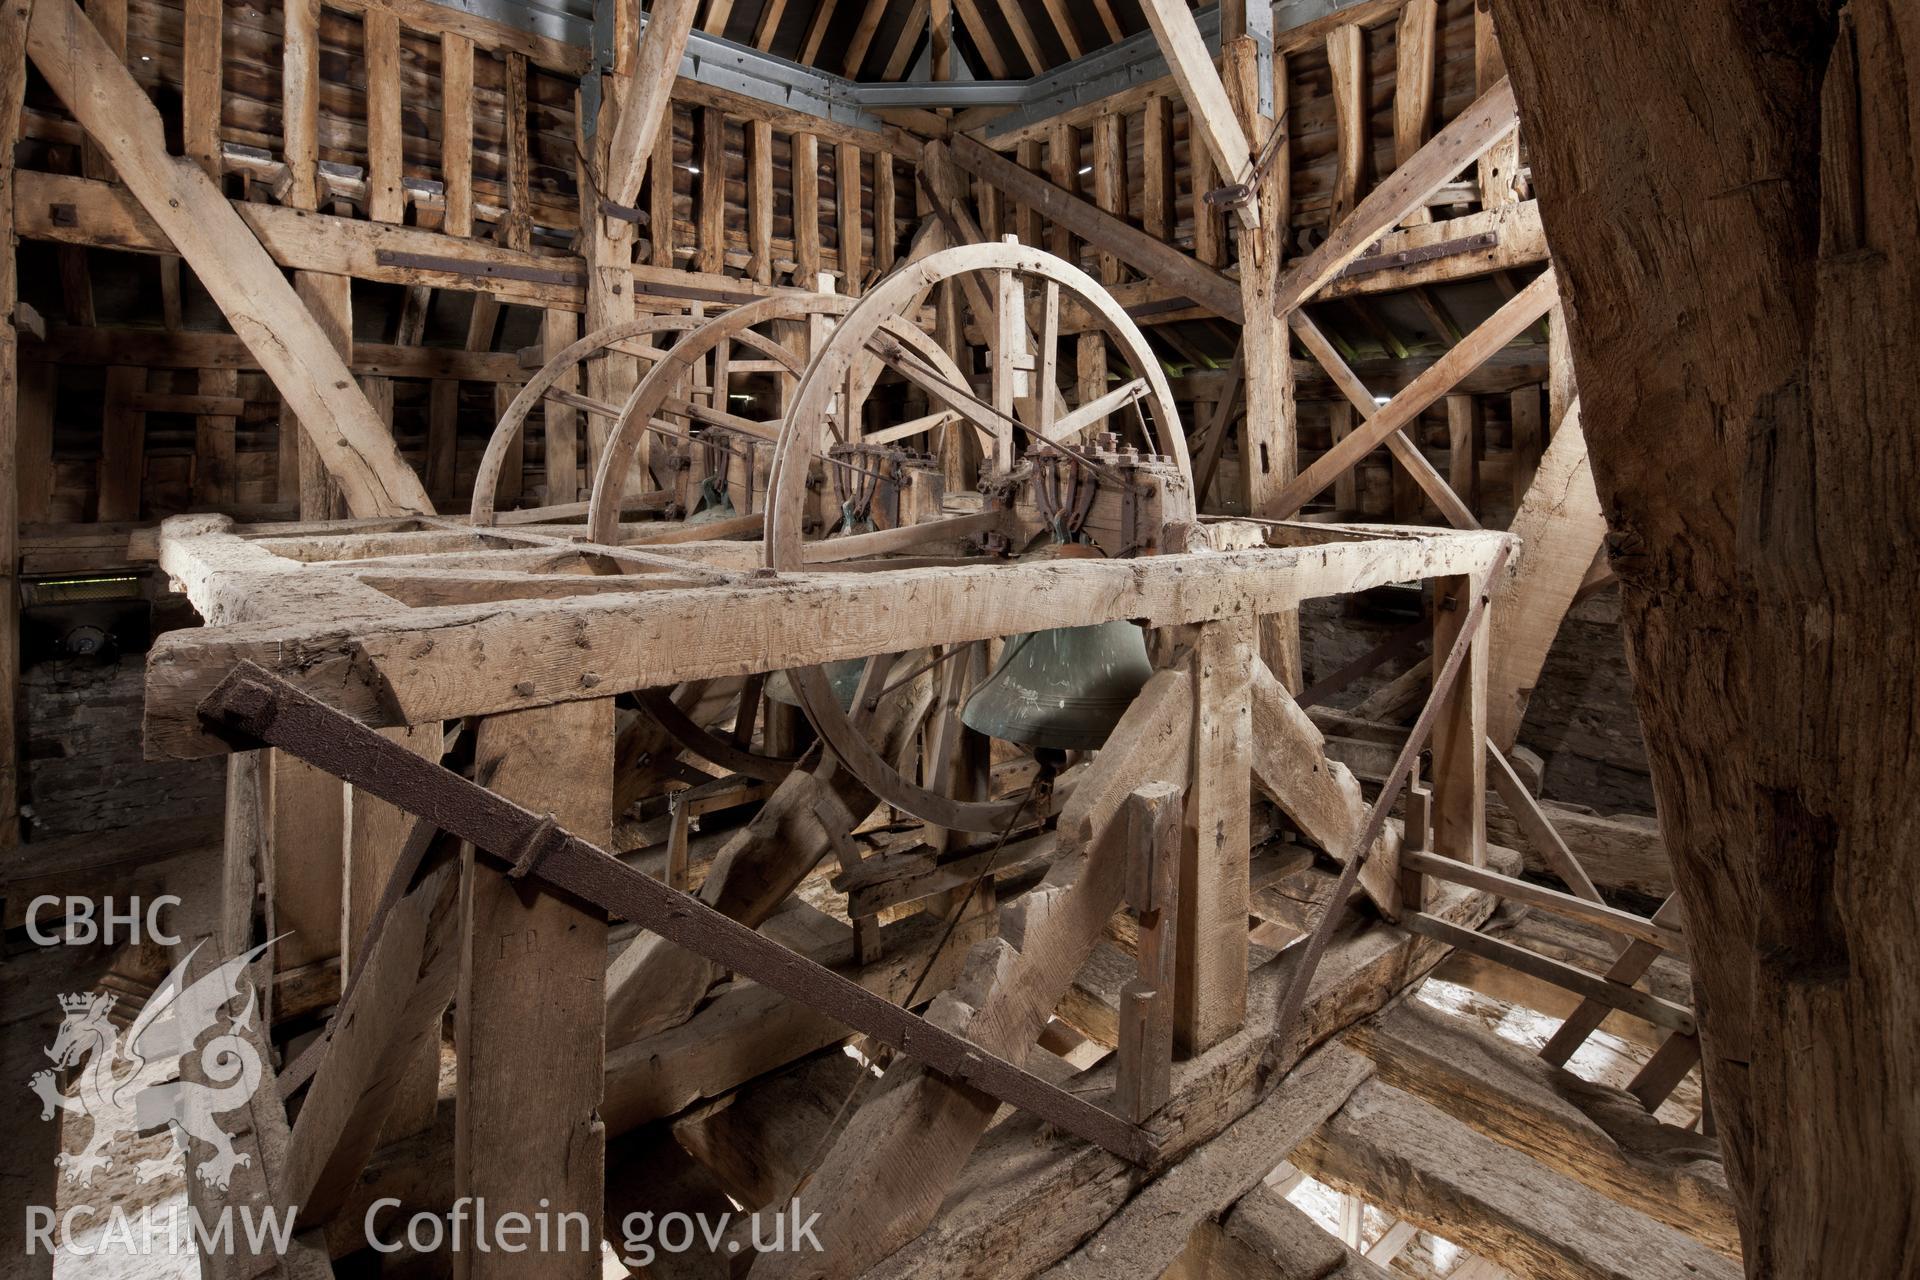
[182,0,222,177]
[589,0,699,483]
[442,32,474,237]
[292,272,350,520]
[1118,781,1181,1120]
[837,142,863,292]
[283,0,319,209]
[1176,617,1253,1054]
[1473,2,1515,208]
[794,133,821,284]
[269,751,346,973]
[0,0,26,851]
[748,118,774,284]
[1430,573,1489,867]
[1326,24,1365,229]
[344,722,444,1139]
[1225,37,1301,689]
[543,311,581,503]
[457,698,613,1280]
[1393,0,1436,227]
[366,9,403,223]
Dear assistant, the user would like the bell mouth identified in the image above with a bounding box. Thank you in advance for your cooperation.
[959,622,1154,753]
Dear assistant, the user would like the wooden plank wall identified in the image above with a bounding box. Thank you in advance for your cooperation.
[11,0,901,525]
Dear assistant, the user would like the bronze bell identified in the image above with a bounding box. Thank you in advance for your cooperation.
[684,475,736,525]
[765,659,865,711]
[959,622,1153,751]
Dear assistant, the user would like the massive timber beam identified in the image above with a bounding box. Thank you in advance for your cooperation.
[1344,1001,1739,1257]
[145,518,1511,759]
[601,0,701,211]
[1296,1078,1741,1280]
[1488,4,1920,1269]
[15,171,790,313]
[25,0,432,518]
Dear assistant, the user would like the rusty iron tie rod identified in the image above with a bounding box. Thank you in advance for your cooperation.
[1267,541,1513,1066]
[197,661,1160,1167]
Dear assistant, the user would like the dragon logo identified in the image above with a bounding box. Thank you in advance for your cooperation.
[30,938,277,1192]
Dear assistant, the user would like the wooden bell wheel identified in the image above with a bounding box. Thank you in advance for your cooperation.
[469,313,705,526]
[764,242,1196,833]
[582,292,976,548]
[574,297,879,784]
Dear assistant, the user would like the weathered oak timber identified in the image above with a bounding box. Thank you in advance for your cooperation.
[1042,1045,1377,1280]
[864,871,1501,1280]
[146,520,1510,759]
[1486,404,1607,750]
[1296,1078,1740,1280]
[944,135,1242,321]
[1489,3,1920,1270]
[1344,1000,1738,1257]
[25,0,431,518]
[1273,77,1519,314]
[456,700,611,1280]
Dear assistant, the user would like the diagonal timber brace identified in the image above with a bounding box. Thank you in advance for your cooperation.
[195,660,1160,1166]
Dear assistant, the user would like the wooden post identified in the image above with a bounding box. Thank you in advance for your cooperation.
[1447,394,1482,512]
[365,9,403,223]
[441,32,474,236]
[1474,3,1516,208]
[1047,121,1081,264]
[291,272,349,519]
[1509,383,1543,506]
[697,108,727,275]
[1394,0,1437,227]
[192,368,239,505]
[269,750,346,974]
[343,722,444,1139]
[837,142,863,291]
[283,0,319,209]
[1118,781,1181,1121]
[1225,38,1302,689]
[873,150,897,274]
[1091,113,1125,285]
[649,103,677,272]
[1,7,25,852]
[1327,24,1366,228]
[793,132,820,284]
[748,118,774,284]
[182,0,222,178]
[1176,616,1253,1054]
[1430,574,1488,867]
[457,698,613,1279]
[542,311,581,503]
[1329,402,1357,515]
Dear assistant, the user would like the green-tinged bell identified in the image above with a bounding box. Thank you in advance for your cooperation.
[685,476,736,525]
[960,622,1153,751]
[765,659,865,711]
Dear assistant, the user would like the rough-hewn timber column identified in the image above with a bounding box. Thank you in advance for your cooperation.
[457,699,613,1278]
[1488,2,1919,1272]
